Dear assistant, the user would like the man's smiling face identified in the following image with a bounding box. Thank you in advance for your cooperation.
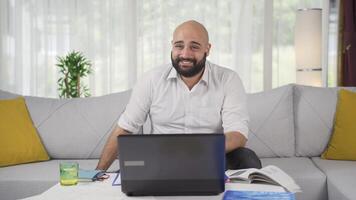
[171,21,211,78]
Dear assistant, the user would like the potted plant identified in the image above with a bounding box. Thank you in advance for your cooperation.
[56,51,93,98]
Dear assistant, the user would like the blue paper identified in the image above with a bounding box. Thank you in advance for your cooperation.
[223,190,296,200]
[78,169,103,181]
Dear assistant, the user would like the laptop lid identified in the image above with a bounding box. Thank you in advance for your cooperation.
[118,133,225,196]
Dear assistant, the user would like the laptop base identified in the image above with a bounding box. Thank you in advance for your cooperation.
[122,179,224,196]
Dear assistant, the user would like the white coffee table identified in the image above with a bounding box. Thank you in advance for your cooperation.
[21,173,286,200]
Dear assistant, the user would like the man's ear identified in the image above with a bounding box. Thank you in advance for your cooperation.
[206,43,212,56]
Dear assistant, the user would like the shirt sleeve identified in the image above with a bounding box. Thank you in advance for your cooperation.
[118,74,152,134]
[221,73,249,139]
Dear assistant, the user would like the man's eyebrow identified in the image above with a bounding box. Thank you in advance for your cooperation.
[173,41,184,45]
[173,41,202,46]
[191,41,202,46]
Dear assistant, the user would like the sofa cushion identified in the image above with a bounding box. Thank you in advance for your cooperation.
[312,157,356,200]
[0,97,49,167]
[294,85,356,157]
[24,90,131,159]
[0,159,119,200]
[322,89,356,160]
[261,157,327,200]
[246,84,294,157]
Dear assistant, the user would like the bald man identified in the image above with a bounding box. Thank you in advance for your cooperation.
[96,20,261,171]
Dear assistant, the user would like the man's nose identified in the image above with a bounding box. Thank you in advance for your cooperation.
[180,47,193,58]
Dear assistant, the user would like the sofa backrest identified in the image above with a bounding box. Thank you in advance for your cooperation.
[245,84,295,158]
[1,85,296,159]
[29,91,131,159]
[0,90,131,159]
[3,84,355,159]
[0,90,19,99]
[294,85,356,157]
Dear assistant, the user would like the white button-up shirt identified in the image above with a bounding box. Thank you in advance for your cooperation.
[118,61,249,139]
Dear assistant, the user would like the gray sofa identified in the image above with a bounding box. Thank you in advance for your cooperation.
[1,84,356,200]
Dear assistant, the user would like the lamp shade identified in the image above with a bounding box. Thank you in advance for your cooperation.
[295,8,322,86]
[295,8,322,69]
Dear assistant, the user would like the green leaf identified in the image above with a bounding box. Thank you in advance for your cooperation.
[56,50,93,98]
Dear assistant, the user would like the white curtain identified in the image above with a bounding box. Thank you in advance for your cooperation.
[0,0,321,97]
[1,0,141,97]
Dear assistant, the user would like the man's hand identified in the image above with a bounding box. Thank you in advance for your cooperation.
[224,131,247,153]
[96,126,127,171]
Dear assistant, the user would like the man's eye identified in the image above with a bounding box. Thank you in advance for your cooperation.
[191,46,200,50]
[174,45,184,49]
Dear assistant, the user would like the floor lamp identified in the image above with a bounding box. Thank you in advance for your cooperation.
[295,8,322,87]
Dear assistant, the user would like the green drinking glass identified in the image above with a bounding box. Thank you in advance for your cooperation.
[60,162,78,186]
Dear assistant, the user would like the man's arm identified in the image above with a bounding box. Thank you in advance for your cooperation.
[96,126,128,171]
[221,72,249,153]
[225,131,247,153]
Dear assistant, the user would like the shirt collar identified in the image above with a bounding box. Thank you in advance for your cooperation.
[167,61,210,86]
[167,66,178,80]
[200,62,209,85]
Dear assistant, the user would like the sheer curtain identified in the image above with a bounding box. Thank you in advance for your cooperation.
[1,0,139,97]
[0,0,286,97]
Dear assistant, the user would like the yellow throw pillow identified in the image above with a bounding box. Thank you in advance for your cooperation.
[0,97,49,167]
[322,89,356,160]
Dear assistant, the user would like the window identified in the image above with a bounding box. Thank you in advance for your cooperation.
[0,0,329,97]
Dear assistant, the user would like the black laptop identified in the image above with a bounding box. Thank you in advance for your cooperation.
[117,134,225,196]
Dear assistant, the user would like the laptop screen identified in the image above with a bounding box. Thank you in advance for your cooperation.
[118,133,225,196]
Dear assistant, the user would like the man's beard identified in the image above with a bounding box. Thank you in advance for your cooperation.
[171,53,207,78]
